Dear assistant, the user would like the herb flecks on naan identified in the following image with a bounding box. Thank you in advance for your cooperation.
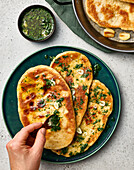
[86,0,134,31]
[52,80,113,157]
[17,65,76,150]
[50,51,93,127]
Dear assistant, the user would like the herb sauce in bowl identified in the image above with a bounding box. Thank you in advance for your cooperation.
[18,5,55,42]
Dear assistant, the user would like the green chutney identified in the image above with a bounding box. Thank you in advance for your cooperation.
[22,7,54,41]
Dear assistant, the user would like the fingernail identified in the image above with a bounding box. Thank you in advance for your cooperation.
[40,128,46,135]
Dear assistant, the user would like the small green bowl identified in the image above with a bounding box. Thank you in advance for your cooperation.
[18,5,56,42]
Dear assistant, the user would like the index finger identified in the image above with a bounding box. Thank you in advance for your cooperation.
[14,122,43,143]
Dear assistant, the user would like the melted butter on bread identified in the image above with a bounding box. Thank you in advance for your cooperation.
[17,65,76,150]
[52,80,113,157]
[50,51,93,127]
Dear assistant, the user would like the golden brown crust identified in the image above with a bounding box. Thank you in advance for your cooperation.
[120,0,134,3]
[86,0,134,31]
[17,65,76,150]
[50,51,93,127]
[52,80,113,157]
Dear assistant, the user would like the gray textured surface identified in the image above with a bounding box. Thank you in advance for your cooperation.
[0,0,134,170]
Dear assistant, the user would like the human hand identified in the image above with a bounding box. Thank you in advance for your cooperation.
[6,123,46,170]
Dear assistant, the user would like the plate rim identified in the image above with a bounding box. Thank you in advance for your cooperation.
[72,0,134,53]
[2,45,121,164]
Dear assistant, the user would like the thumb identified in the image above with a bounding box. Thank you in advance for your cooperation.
[32,128,46,153]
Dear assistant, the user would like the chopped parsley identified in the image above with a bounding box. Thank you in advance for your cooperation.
[46,114,50,117]
[86,68,91,72]
[67,69,72,76]
[105,102,109,106]
[74,108,78,115]
[43,79,54,88]
[93,63,101,77]
[74,64,83,69]
[80,144,88,153]
[91,112,96,115]
[74,135,84,142]
[99,93,107,99]
[68,81,74,89]
[96,100,100,104]
[81,73,89,78]
[54,59,59,64]
[56,97,64,103]
[58,63,62,67]
[82,85,88,91]
[60,147,68,154]
[85,92,89,96]
[103,110,108,113]
[93,86,100,92]
[94,91,99,97]
[93,119,101,124]
[49,56,55,61]
[80,98,84,105]
[97,127,104,131]
[52,93,56,99]
[62,55,68,58]
[40,86,45,90]
[45,55,48,59]
[69,152,73,156]
[61,63,70,72]
[51,110,61,132]
[53,110,60,114]
[107,91,111,95]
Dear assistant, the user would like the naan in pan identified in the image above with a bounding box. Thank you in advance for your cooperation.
[86,0,134,31]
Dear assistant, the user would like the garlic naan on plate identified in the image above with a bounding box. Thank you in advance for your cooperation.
[86,0,134,31]
[52,80,113,157]
[17,65,76,150]
[50,51,93,127]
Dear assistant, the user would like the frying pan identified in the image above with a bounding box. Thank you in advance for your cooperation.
[53,0,134,52]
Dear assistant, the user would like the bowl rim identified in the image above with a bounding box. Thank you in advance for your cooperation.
[18,4,56,42]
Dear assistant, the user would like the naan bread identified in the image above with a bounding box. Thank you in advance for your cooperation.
[52,80,113,157]
[17,65,76,150]
[50,51,93,127]
[86,0,134,31]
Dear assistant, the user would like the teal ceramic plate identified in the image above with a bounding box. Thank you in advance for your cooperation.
[2,46,121,164]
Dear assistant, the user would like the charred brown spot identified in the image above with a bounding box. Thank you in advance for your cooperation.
[24,109,29,115]
[29,101,34,106]
[38,115,45,118]
[40,85,48,92]
[26,96,30,100]
[21,84,36,92]
[130,4,134,13]
[101,5,114,20]
[30,93,36,99]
